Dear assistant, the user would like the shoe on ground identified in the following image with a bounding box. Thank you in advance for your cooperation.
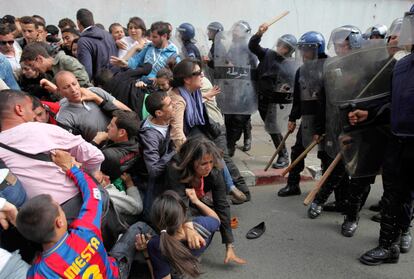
[228,145,235,157]
[230,187,247,204]
[371,212,381,223]
[277,184,301,197]
[341,216,359,237]
[308,202,322,219]
[400,230,412,254]
[359,245,400,266]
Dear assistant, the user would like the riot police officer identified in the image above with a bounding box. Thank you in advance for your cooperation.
[177,22,201,60]
[248,23,298,168]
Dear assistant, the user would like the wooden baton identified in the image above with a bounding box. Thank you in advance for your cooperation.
[266,11,290,27]
[281,134,325,177]
[264,131,292,171]
[303,153,342,206]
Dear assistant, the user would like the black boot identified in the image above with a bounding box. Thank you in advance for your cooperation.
[400,229,412,254]
[369,201,382,212]
[242,119,252,151]
[371,212,382,223]
[359,214,401,265]
[308,202,322,219]
[341,202,360,237]
[277,184,301,197]
[270,134,289,169]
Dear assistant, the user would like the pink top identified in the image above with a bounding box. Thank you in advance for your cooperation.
[0,122,104,204]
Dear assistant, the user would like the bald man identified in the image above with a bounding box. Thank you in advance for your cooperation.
[55,71,131,142]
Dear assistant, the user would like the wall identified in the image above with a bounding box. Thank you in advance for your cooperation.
[2,0,412,48]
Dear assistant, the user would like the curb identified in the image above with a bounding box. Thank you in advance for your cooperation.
[241,168,314,187]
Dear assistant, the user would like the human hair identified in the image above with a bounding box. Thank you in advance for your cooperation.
[95,23,105,30]
[19,16,39,28]
[94,68,114,89]
[72,37,79,46]
[151,190,201,278]
[46,25,59,36]
[109,22,123,34]
[61,27,80,37]
[145,90,168,117]
[0,24,13,36]
[1,15,15,25]
[32,15,46,25]
[127,17,146,33]
[0,90,31,121]
[150,21,170,36]
[76,8,94,28]
[174,136,223,185]
[20,42,50,62]
[112,110,140,139]
[156,67,173,80]
[31,95,42,110]
[58,18,76,30]
[16,194,59,244]
[171,58,201,88]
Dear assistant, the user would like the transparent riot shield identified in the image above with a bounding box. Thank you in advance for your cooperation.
[297,57,326,147]
[213,26,259,114]
[324,41,392,177]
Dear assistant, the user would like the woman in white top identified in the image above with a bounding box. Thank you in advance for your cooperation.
[117,17,150,59]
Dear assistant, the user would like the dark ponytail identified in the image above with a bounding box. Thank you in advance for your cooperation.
[151,191,201,278]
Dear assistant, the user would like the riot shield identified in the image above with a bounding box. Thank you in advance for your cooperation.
[297,57,326,146]
[264,103,292,134]
[213,26,259,114]
[324,41,391,177]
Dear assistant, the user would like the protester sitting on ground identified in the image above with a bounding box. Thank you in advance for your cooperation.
[109,22,125,42]
[61,27,80,56]
[138,90,177,218]
[136,190,220,279]
[31,96,60,124]
[92,110,140,181]
[110,21,179,85]
[155,67,173,92]
[15,150,143,279]
[20,42,92,93]
[117,17,149,59]
[165,136,247,265]
[55,71,130,142]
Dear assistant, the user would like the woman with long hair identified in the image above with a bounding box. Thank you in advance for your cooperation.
[164,136,246,266]
[137,189,220,279]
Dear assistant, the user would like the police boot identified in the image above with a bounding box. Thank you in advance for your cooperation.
[341,202,360,237]
[400,228,412,254]
[242,124,252,152]
[307,202,322,219]
[277,184,301,197]
[359,214,400,265]
[270,134,289,169]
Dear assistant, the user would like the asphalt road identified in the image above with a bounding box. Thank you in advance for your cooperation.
[199,180,414,279]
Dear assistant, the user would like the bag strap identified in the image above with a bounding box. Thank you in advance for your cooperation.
[0,142,52,162]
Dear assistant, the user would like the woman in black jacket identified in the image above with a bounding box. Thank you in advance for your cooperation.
[164,136,246,266]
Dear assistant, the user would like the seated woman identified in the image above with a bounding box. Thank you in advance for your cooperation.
[169,58,248,203]
[138,189,220,279]
[164,136,246,266]
[117,17,150,59]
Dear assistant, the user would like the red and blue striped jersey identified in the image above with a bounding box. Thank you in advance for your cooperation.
[27,167,119,279]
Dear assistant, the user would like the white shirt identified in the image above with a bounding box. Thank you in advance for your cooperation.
[143,117,169,138]
[0,248,12,273]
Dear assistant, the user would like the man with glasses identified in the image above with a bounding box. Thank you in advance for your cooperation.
[0,24,21,77]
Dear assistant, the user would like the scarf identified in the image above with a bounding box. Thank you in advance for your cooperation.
[178,86,205,128]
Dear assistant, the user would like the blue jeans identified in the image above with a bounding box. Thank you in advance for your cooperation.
[221,159,235,193]
[0,179,27,207]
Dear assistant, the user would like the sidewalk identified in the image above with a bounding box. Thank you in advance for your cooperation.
[231,112,319,186]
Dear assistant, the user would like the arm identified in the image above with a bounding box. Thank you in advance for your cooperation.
[169,93,187,149]
[69,140,104,173]
[0,198,18,230]
[140,130,176,178]
[248,33,267,61]
[288,69,302,122]
[52,150,103,232]
[128,45,148,69]
[185,188,219,220]
[81,87,131,113]
[76,39,93,79]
